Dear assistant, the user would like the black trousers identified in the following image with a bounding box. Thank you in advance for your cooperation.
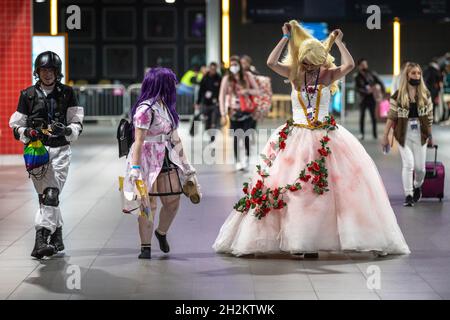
[230,113,254,161]
[203,104,221,142]
[359,96,377,139]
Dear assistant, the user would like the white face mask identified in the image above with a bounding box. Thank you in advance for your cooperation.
[229,65,240,74]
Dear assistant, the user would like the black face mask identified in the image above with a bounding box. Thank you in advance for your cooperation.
[409,79,421,86]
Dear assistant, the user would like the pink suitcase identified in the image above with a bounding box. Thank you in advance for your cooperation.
[421,145,445,201]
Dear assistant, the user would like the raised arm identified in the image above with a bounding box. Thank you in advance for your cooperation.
[266,23,291,78]
[328,30,355,83]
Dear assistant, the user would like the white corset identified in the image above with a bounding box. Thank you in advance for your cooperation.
[291,85,331,125]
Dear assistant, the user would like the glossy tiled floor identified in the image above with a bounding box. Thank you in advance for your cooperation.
[0,112,449,300]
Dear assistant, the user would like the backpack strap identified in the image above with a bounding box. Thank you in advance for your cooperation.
[138,101,155,127]
[23,86,37,116]
[55,85,73,123]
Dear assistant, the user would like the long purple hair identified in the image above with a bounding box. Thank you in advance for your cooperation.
[130,67,179,140]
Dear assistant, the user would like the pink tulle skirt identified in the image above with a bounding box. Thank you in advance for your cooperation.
[212,123,410,256]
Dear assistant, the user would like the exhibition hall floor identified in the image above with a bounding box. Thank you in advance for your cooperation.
[1,113,449,300]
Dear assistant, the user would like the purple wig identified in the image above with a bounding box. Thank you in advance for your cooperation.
[130,67,179,139]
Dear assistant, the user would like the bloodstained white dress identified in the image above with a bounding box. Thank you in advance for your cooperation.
[213,85,410,256]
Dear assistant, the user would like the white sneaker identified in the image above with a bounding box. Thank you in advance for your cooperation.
[242,157,250,172]
[235,161,243,172]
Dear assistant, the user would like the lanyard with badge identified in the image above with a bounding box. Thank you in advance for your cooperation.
[409,96,419,131]
[410,119,419,130]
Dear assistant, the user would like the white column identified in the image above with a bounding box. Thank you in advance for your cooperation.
[206,0,221,65]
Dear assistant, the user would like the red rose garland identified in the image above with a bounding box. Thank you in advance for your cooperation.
[233,115,338,219]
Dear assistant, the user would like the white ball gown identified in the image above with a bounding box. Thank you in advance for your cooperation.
[213,85,410,256]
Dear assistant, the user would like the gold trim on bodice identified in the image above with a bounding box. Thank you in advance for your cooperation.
[296,84,323,128]
[292,122,328,130]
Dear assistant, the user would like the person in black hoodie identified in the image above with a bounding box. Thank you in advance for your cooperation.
[355,58,385,140]
[196,62,222,142]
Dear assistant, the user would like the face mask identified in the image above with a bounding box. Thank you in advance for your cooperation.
[409,78,421,86]
[229,65,240,74]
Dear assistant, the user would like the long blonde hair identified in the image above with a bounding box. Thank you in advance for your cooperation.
[397,62,429,109]
[282,20,338,94]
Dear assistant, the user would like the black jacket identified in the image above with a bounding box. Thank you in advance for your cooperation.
[355,70,385,100]
[423,65,443,98]
[196,73,222,106]
[16,82,79,147]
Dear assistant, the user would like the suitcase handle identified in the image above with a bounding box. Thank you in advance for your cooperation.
[427,144,438,176]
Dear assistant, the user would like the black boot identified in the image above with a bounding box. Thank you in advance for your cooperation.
[155,230,170,253]
[413,187,422,203]
[138,245,151,259]
[403,195,414,207]
[49,227,65,252]
[31,228,55,259]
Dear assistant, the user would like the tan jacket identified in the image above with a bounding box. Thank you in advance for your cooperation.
[387,90,433,147]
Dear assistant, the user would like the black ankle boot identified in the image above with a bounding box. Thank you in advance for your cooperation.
[138,245,151,259]
[49,227,65,252]
[155,230,170,253]
[413,187,422,203]
[31,228,55,259]
[404,195,414,207]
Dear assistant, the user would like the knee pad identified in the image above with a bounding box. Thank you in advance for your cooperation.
[42,187,59,206]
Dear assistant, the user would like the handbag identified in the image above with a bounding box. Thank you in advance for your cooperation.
[232,80,257,113]
[117,108,154,158]
[118,176,156,223]
[23,140,49,172]
[239,95,257,113]
[117,118,133,158]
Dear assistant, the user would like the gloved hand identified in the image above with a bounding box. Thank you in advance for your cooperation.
[50,122,72,137]
[129,167,141,184]
[24,128,40,142]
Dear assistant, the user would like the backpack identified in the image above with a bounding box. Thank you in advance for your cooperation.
[117,118,133,158]
[117,106,154,158]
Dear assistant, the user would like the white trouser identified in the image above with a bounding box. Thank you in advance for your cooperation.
[31,145,71,233]
[398,119,427,197]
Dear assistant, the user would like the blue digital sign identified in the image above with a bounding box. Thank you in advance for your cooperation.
[299,22,328,41]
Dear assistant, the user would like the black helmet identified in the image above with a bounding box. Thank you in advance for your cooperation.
[33,51,63,81]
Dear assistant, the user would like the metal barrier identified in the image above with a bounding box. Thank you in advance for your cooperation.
[73,84,126,121]
[72,83,352,122]
[72,83,195,121]
[126,83,142,115]
[127,83,194,120]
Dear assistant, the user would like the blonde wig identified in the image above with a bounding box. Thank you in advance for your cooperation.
[282,20,339,94]
[397,62,430,109]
